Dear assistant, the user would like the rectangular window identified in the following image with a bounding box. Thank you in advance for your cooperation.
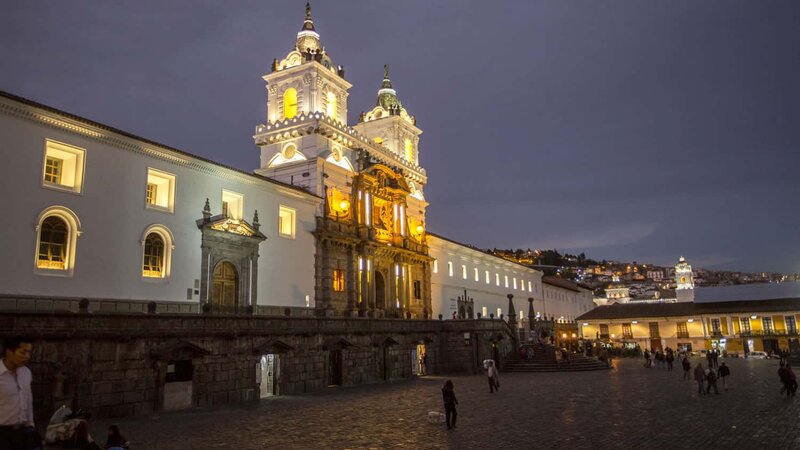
[649,322,660,338]
[528,281,532,292]
[496,308,502,318]
[599,324,609,339]
[711,318,721,334]
[222,190,244,220]
[278,205,296,239]
[413,280,421,299]
[474,268,479,282]
[622,323,632,339]
[433,260,438,274]
[677,322,689,338]
[504,275,509,288]
[44,157,63,184]
[740,318,751,334]
[513,278,517,290]
[481,306,487,318]
[332,269,345,292]
[146,168,176,212]
[763,317,774,334]
[42,139,86,194]
[495,273,500,286]
[448,262,453,277]
[786,316,797,335]
[461,265,467,280]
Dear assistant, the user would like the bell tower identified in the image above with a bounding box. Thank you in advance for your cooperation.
[675,256,695,302]
[262,2,351,125]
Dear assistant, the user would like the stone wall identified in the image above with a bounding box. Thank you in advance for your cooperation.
[0,311,515,421]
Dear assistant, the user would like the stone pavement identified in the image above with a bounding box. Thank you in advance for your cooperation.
[75,358,800,449]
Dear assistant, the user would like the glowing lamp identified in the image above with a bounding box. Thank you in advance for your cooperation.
[338,200,350,212]
[611,334,616,338]
[582,322,589,326]
[632,320,638,324]
[416,224,424,234]
[562,333,567,338]
[750,315,757,320]
[571,333,577,338]
[687,319,694,323]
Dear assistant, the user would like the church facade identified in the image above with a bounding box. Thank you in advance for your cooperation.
[0,4,591,324]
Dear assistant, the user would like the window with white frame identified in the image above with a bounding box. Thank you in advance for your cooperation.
[504,275,509,288]
[433,260,438,274]
[485,270,490,284]
[481,306,487,318]
[42,139,85,194]
[447,262,453,277]
[34,206,81,276]
[513,277,517,290]
[495,273,500,286]
[222,190,244,220]
[786,316,798,334]
[461,265,467,280]
[496,308,502,318]
[141,225,173,279]
[474,267,479,282]
[145,168,176,212]
[278,205,296,239]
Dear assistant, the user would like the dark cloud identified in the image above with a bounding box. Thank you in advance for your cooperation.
[2,1,798,272]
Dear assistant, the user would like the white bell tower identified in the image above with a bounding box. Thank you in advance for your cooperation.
[675,256,695,302]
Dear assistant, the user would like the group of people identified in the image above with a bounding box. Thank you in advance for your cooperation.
[439,360,501,430]
[691,361,730,395]
[0,336,131,450]
[642,347,676,371]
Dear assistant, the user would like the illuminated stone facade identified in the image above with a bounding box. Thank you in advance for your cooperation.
[675,256,695,302]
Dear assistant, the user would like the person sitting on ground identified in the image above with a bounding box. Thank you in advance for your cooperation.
[105,425,130,450]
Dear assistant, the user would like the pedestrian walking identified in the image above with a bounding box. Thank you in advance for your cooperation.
[666,350,674,372]
[682,356,691,380]
[643,350,650,368]
[487,361,499,393]
[705,367,719,394]
[717,362,731,390]
[441,380,458,430]
[787,363,798,397]
[778,362,792,397]
[0,336,40,450]
[694,363,706,395]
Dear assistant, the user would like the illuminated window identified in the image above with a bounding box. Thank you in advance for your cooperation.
[497,308,502,318]
[786,316,797,334]
[141,225,173,279]
[283,88,298,119]
[677,322,689,338]
[37,216,67,270]
[278,205,296,239]
[333,269,345,292]
[222,190,244,220]
[34,206,81,275]
[44,157,63,184]
[461,265,467,280]
[447,262,453,277]
[504,275,509,288]
[762,317,774,334]
[42,139,85,194]
[481,306,487,318]
[474,268,479,282]
[142,233,165,278]
[740,317,751,333]
[326,91,337,119]
[433,260,438,274]
[485,270,490,284]
[528,281,532,292]
[404,138,414,163]
[513,278,518,290]
[495,273,500,286]
[146,168,176,213]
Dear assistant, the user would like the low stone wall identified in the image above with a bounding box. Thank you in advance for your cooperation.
[0,311,515,421]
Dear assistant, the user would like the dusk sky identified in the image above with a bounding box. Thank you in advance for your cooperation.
[2,1,798,273]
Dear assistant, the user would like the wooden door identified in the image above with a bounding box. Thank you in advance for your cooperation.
[212,261,238,307]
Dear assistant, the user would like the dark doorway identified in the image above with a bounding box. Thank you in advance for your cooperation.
[212,261,238,307]
[374,270,386,310]
[649,339,663,352]
[328,350,343,386]
[763,339,779,355]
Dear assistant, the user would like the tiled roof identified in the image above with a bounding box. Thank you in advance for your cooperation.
[577,297,800,321]
[542,275,581,293]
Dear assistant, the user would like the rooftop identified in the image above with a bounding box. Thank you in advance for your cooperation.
[577,297,800,321]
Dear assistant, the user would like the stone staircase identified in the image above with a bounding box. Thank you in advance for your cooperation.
[503,344,609,372]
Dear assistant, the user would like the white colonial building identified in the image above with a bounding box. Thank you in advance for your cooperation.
[0,3,594,323]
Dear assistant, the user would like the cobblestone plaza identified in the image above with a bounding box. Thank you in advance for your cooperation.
[82,358,799,449]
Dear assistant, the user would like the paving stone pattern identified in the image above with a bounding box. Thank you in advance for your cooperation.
[82,358,800,449]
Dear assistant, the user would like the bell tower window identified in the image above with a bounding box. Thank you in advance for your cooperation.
[326,91,337,119]
[404,138,414,164]
[283,88,298,119]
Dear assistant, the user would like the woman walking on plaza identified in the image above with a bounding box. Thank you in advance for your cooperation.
[682,356,691,380]
[441,380,458,430]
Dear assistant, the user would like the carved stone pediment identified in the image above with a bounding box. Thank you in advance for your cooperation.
[196,215,266,240]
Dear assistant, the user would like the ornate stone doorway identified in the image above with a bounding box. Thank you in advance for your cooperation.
[374,270,386,310]
[212,261,238,307]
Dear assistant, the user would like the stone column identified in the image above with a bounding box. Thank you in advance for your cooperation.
[506,294,517,326]
[527,298,535,333]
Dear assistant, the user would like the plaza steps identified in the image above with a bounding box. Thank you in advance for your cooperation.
[503,345,609,372]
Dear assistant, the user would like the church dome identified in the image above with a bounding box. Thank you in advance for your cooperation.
[376,65,402,111]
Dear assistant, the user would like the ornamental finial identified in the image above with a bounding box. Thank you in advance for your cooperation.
[306,1,312,21]
[383,64,389,79]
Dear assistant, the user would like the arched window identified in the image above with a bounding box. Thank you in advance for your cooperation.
[141,225,174,279]
[38,217,67,269]
[404,138,414,163]
[142,233,165,278]
[326,91,337,119]
[34,206,81,275]
[283,88,298,119]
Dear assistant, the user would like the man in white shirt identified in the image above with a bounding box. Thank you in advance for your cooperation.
[487,361,499,393]
[0,337,35,450]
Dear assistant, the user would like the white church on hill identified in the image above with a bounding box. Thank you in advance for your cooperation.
[0,3,594,322]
